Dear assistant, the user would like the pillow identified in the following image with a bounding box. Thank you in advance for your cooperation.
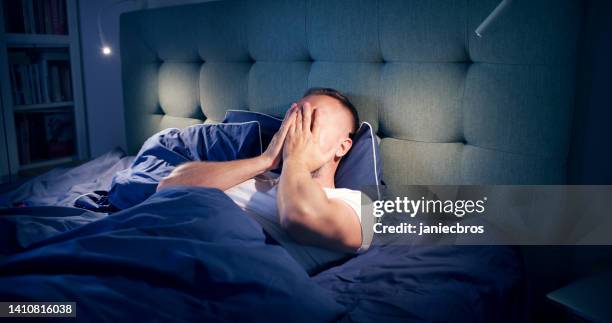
[109,122,262,209]
[223,110,382,192]
[221,110,282,149]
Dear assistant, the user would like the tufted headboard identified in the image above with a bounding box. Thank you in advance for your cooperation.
[120,0,583,186]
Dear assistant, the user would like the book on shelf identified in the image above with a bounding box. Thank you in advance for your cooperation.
[17,114,31,164]
[49,64,61,102]
[44,112,74,156]
[16,111,75,164]
[22,0,32,33]
[3,0,68,35]
[43,0,51,34]
[9,50,72,106]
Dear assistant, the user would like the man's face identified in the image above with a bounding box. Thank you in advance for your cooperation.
[294,94,354,158]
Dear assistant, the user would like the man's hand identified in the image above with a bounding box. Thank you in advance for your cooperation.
[282,102,336,173]
[261,104,297,170]
[277,101,362,252]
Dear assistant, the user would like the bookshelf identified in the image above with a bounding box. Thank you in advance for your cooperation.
[0,93,8,183]
[0,0,88,183]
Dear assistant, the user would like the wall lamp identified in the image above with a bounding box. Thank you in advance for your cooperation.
[97,0,147,56]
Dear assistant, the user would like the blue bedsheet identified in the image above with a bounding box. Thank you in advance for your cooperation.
[314,245,527,322]
[0,148,133,208]
[109,123,262,210]
[0,151,526,322]
[0,187,344,322]
[0,190,526,322]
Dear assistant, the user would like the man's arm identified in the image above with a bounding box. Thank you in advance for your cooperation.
[278,160,361,252]
[157,156,272,191]
[157,105,298,191]
[277,104,361,252]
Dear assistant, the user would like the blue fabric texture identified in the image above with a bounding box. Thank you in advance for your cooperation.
[108,122,261,209]
[0,206,107,255]
[0,148,133,208]
[73,191,118,213]
[222,110,282,149]
[0,162,526,322]
[0,186,525,322]
[313,245,527,322]
[0,187,344,322]
[223,110,381,191]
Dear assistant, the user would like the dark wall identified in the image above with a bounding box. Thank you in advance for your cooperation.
[568,0,612,184]
[527,1,612,320]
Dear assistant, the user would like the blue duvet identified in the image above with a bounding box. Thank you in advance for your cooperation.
[0,187,344,322]
[0,185,526,322]
[0,140,526,322]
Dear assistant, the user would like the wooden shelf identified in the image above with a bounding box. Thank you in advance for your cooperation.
[1,0,88,183]
[4,33,70,47]
[14,101,73,112]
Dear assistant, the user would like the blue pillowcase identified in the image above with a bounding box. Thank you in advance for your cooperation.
[108,122,262,209]
[223,110,382,192]
[221,110,282,150]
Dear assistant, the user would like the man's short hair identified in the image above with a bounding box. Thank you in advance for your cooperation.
[302,87,360,136]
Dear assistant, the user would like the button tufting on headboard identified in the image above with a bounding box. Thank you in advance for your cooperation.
[120,0,583,186]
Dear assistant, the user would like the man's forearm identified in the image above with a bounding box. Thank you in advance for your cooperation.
[277,160,329,230]
[157,155,272,191]
[277,159,362,251]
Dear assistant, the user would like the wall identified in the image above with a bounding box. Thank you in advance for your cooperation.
[78,0,216,158]
[78,0,133,157]
[529,1,612,320]
[568,0,612,184]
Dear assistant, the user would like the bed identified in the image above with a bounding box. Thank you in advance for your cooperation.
[0,0,583,321]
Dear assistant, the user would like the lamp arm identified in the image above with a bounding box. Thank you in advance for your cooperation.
[475,0,514,38]
[97,0,146,53]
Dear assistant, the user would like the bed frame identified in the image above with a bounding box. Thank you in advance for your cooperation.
[119,0,582,186]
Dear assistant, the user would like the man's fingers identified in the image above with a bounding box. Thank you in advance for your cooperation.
[281,108,295,132]
[287,103,297,116]
[312,108,322,139]
[302,102,313,132]
[283,122,295,142]
[281,105,297,127]
[275,105,297,141]
[287,121,295,138]
[296,108,303,134]
[284,103,297,121]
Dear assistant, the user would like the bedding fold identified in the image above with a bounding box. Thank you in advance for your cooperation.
[0,187,345,322]
[0,148,133,208]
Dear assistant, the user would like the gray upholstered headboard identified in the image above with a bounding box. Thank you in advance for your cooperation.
[120,0,583,186]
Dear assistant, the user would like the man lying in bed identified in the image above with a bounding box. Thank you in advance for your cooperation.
[157,88,369,272]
